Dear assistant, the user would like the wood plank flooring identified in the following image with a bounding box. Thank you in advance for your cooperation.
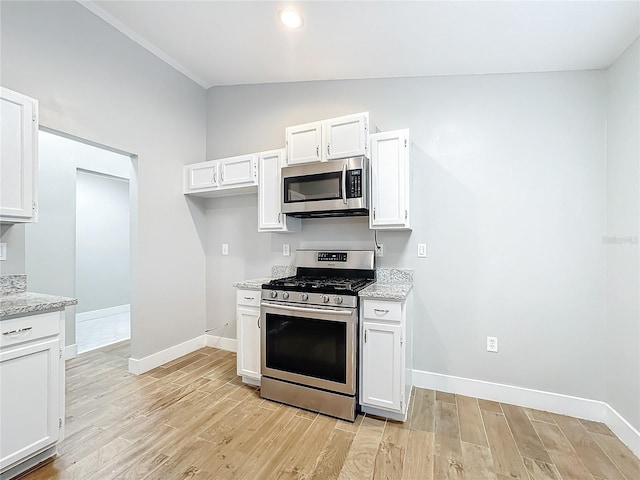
[19,341,639,480]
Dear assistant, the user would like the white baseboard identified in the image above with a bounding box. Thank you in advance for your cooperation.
[128,335,206,375]
[413,369,640,458]
[605,403,640,458]
[64,343,78,360]
[205,334,237,352]
[76,304,130,323]
[127,334,238,375]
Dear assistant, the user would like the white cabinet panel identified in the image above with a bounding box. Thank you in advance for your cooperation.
[286,122,323,164]
[186,161,218,190]
[0,338,60,470]
[0,87,38,223]
[220,154,256,187]
[361,322,402,412]
[258,149,300,233]
[236,289,261,384]
[370,129,411,230]
[325,112,368,160]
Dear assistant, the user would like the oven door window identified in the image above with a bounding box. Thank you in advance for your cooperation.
[265,313,346,384]
[284,172,342,203]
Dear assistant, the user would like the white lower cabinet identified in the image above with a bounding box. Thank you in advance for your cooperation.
[360,298,411,421]
[0,311,65,478]
[236,289,261,385]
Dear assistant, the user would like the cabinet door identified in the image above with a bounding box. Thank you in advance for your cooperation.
[0,87,37,221]
[220,155,257,187]
[286,122,323,165]
[237,306,261,380]
[361,322,403,412]
[186,161,218,191]
[369,129,411,230]
[258,150,300,232]
[325,112,368,160]
[0,338,60,469]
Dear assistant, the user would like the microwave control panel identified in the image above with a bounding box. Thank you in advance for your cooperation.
[346,169,363,198]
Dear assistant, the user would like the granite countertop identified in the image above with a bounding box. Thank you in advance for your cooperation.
[1,274,77,319]
[0,292,78,319]
[359,283,413,300]
[232,277,271,289]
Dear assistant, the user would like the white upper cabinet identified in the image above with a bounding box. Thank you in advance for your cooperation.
[0,87,38,223]
[285,112,370,165]
[184,154,257,197]
[369,129,411,230]
[219,154,257,187]
[186,160,219,190]
[257,149,300,233]
[325,112,369,160]
[285,121,323,165]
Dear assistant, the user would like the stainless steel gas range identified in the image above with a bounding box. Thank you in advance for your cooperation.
[260,249,375,421]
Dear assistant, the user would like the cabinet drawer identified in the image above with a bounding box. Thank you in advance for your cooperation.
[1,311,61,348]
[236,290,261,308]
[363,300,402,322]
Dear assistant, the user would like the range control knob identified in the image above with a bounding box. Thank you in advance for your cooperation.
[282,292,289,300]
[300,293,309,301]
[321,295,330,303]
[270,291,278,299]
[335,296,343,305]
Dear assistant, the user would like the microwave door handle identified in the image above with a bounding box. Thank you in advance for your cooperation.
[341,164,347,204]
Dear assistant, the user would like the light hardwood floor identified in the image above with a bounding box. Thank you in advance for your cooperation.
[20,342,639,480]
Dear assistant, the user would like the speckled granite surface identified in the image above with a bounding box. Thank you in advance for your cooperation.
[232,278,271,289]
[1,292,78,319]
[0,274,27,295]
[271,265,296,279]
[359,283,413,300]
[376,268,413,284]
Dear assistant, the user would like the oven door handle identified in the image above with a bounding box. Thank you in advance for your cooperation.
[261,301,353,316]
[341,164,348,204]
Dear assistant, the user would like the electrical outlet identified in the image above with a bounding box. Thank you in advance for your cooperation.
[487,336,498,353]
[0,243,6,261]
[375,244,384,257]
[283,244,291,256]
[417,243,427,258]
[222,243,229,255]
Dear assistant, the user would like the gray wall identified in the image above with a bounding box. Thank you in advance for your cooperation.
[606,38,640,430]
[2,1,208,358]
[0,224,25,275]
[206,71,609,404]
[76,170,130,314]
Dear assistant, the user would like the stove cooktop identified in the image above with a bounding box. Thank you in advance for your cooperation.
[263,275,374,295]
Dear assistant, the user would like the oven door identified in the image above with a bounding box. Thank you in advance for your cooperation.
[260,301,357,396]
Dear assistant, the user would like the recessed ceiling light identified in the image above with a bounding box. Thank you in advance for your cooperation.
[278,8,304,29]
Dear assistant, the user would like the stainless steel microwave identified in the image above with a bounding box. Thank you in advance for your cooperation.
[281,156,368,218]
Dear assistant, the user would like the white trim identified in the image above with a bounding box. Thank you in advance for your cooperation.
[76,304,130,323]
[77,1,209,88]
[413,369,640,458]
[64,343,78,360]
[205,334,237,352]
[605,404,640,458]
[128,335,206,375]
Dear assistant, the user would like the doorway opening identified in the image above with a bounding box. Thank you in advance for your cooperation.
[25,130,135,356]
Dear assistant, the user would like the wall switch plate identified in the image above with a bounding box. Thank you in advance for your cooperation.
[417,243,427,258]
[375,244,384,257]
[283,244,291,256]
[487,336,498,353]
[222,243,229,255]
[0,243,6,261]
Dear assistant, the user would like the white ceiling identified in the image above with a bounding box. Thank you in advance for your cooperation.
[80,1,640,89]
